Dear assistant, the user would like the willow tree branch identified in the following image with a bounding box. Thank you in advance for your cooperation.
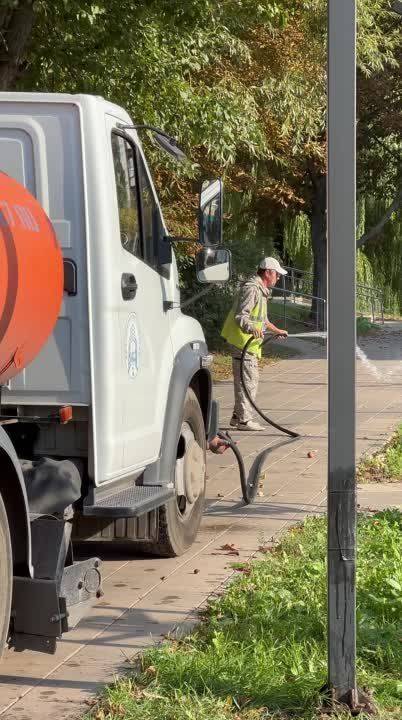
[371,133,402,164]
[356,187,402,248]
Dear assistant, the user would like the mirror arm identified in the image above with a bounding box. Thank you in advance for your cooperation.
[181,286,213,309]
[117,123,175,143]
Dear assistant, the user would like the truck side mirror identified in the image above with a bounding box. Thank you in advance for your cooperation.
[195,247,231,284]
[199,179,223,246]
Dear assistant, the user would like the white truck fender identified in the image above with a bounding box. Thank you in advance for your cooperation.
[143,341,213,487]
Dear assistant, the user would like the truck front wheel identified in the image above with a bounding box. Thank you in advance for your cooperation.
[0,493,12,657]
[154,388,207,557]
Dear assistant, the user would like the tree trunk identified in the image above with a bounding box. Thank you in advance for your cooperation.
[310,173,327,330]
[0,2,35,90]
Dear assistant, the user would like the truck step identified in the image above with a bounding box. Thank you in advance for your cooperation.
[73,511,159,543]
[82,485,174,518]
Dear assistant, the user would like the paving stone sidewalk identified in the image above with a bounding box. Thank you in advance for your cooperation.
[0,336,401,719]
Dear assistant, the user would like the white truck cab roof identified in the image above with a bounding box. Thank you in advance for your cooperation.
[0,91,134,125]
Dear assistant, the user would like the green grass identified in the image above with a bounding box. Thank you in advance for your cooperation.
[269,300,313,334]
[87,511,402,720]
[358,425,402,484]
[356,315,381,336]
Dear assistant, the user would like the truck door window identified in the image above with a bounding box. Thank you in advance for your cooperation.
[138,156,158,265]
[111,133,143,258]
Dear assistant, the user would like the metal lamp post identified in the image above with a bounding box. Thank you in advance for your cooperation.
[327,0,358,708]
[327,0,394,710]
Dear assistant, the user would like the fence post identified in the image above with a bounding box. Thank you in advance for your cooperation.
[291,269,296,302]
[283,290,287,329]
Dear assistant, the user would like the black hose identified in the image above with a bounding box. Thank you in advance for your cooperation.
[216,333,313,504]
[217,430,258,504]
[239,333,300,439]
[217,431,297,505]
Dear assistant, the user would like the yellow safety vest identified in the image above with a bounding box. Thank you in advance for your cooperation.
[221,292,266,358]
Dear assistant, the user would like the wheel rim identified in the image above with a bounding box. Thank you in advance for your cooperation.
[175,421,205,519]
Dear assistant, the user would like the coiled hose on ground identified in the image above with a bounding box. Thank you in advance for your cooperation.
[217,332,326,504]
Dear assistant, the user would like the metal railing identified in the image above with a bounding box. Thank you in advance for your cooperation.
[270,280,327,332]
[281,265,384,324]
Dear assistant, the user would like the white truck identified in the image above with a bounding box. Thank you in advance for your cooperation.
[0,92,230,655]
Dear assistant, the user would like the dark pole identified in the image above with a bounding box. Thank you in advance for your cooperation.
[327,0,358,708]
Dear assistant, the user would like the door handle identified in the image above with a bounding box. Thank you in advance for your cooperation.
[121,273,138,301]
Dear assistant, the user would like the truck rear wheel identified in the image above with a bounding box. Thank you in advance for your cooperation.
[152,388,207,557]
[0,493,12,657]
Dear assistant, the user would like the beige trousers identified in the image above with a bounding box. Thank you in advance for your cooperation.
[230,345,259,423]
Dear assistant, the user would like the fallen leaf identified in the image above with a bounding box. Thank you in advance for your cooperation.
[218,543,240,556]
[307,451,316,458]
[193,568,200,574]
[220,543,238,552]
[160,576,166,581]
[217,492,224,497]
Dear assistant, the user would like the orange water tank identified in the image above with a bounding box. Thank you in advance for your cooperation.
[0,171,63,385]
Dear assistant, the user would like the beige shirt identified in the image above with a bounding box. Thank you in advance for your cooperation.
[234,275,270,334]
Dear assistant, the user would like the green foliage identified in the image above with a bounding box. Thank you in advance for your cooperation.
[88,511,402,719]
[283,213,312,271]
[360,196,402,315]
[356,315,379,335]
[357,0,401,75]
[19,1,399,174]
[21,0,289,167]
[6,0,401,326]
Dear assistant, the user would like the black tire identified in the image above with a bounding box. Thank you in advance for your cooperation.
[0,493,12,658]
[73,390,207,557]
[150,388,206,557]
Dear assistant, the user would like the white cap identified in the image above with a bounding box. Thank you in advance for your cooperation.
[259,257,288,275]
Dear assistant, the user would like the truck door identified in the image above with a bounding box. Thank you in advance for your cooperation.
[107,118,174,473]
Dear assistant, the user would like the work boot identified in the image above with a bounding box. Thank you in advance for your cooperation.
[230,413,238,427]
[237,420,265,431]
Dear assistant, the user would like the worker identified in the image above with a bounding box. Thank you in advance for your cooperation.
[221,257,288,431]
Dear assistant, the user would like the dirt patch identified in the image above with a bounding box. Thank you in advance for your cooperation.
[357,425,402,484]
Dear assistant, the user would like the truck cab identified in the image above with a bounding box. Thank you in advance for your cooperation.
[0,92,229,654]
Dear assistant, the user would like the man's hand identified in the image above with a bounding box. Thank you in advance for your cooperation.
[265,320,288,338]
[252,327,264,339]
[208,436,230,455]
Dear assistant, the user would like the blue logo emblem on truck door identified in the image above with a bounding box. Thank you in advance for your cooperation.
[126,315,139,378]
